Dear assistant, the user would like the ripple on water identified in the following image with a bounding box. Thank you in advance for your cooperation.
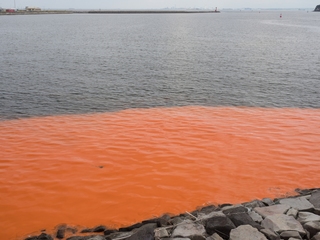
[1,106,320,239]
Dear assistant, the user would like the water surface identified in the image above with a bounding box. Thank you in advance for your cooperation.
[0,11,320,239]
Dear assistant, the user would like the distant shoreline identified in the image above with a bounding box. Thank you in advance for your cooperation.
[85,10,220,14]
[0,10,73,15]
[0,10,220,15]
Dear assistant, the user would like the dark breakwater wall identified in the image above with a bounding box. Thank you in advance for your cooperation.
[0,10,220,16]
[85,10,220,14]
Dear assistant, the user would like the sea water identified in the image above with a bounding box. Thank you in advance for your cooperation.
[0,11,320,239]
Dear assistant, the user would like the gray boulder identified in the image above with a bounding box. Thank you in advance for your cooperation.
[171,220,206,239]
[206,233,223,240]
[154,228,169,238]
[244,200,266,209]
[205,213,236,237]
[297,212,320,224]
[201,211,225,221]
[105,231,132,240]
[249,211,263,223]
[286,208,299,218]
[126,223,157,240]
[304,221,320,238]
[222,204,247,215]
[169,216,184,225]
[309,191,320,212]
[254,204,290,218]
[261,214,305,235]
[199,205,217,215]
[56,225,66,239]
[279,197,314,211]
[228,212,262,229]
[312,233,320,240]
[279,231,302,240]
[260,228,280,240]
[262,198,274,206]
[229,225,267,240]
[26,233,53,240]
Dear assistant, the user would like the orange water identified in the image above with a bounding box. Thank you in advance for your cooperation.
[1,106,320,239]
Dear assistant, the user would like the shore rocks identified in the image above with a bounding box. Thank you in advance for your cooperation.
[254,204,290,218]
[279,197,314,212]
[229,225,267,240]
[261,214,305,235]
[171,220,206,239]
[24,188,320,240]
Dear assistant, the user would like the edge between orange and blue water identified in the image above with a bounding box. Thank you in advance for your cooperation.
[1,106,320,239]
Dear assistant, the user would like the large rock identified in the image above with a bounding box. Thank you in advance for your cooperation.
[26,233,53,240]
[279,197,314,211]
[169,216,184,225]
[229,225,267,240]
[228,212,262,229]
[249,211,263,223]
[254,204,290,218]
[244,200,266,209]
[154,228,169,238]
[142,214,171,227]
[261,214,305,236]
[126,223,157,240]
[80,226,105,233]
[279,231,302,240]
[312,233,320,240]
[309,191,320,209]
[171,220,206,239]
[314,5,320,11]
[262,198,274,206]
[201,211,225,221]
[199,205,217,215]
[286,208,299,218]
[260,228,280,240]
[304,221,320,238]
[222,205,247,215]
[205,213,236,238]
[56,225,66,239]
[105,231,133,240]
[297,212,320,224]
[206,233,223,240]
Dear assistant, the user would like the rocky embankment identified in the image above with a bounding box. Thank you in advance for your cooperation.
[25,188,320,240]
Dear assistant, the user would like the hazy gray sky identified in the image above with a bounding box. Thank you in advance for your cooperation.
[1,0,318,9]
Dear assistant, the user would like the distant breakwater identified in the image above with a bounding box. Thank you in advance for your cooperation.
[0,10,73,15]
[84,10,220,14]
[0,10,220,16]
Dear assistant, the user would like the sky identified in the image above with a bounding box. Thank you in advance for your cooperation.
[0,0,318,10]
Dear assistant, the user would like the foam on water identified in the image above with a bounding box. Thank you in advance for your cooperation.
[1,106,320,239]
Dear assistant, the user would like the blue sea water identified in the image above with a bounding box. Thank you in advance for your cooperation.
[0,11,320,119]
